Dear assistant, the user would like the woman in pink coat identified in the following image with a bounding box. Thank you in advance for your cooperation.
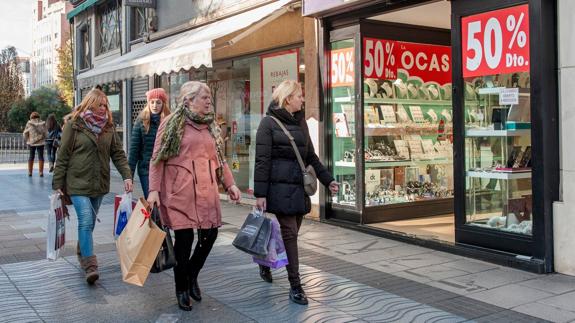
[148,81,241,311]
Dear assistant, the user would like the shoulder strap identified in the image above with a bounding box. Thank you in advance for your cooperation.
[269,116,306,172]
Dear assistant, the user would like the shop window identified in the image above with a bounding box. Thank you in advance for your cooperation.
[97,0,121,55]
[330,39,357,208]
[130,7,146,42]
[102,82,123,144]
[78,23,91,70]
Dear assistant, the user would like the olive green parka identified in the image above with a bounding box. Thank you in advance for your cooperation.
[52,117,132,197]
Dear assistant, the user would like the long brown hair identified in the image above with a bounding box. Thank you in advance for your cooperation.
[139,98,171,133]
[72,88,113,126]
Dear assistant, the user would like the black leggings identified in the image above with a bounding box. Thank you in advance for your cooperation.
[28,145,44,162]
[173,228,218,292]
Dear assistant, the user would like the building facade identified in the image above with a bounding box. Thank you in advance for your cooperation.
[32,0,72,89]
[17,57,32,98]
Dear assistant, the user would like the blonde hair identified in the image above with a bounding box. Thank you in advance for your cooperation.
[272,80,302,108]
[177,81,210,107]
[72,88,113,126]
[139,96,171,133]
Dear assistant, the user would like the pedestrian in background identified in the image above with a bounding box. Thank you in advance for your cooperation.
[128,88,171,198]
[253,80,339,305]
[52,88,133,284]
[148,81,241,311]
[23,111,47,177]
[45,114,62,173]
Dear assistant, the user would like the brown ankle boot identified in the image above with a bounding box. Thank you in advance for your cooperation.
[80,255,99,284]
[38,160,44,177]
[27,160,33,176]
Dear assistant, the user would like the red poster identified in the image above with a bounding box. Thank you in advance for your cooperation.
[462,4,530,78]
[363,38,451,84]
[330,47,354,87]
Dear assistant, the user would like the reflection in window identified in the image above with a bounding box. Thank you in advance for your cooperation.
[130,7,146,41]
[97,1,121,54]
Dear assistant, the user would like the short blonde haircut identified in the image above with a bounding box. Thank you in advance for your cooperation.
[178,81,210,107]
[72,88,113,126]
[272,80,301,108]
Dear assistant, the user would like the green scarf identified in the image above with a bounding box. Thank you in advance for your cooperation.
[153,106,226,183]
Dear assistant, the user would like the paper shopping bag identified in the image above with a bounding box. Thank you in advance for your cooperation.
[47,193,66,261]
[232,208,272,257]
[116,198,166,286]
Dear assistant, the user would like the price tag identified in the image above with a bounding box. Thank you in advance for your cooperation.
[462,4,530,77]
[330,47,354,87]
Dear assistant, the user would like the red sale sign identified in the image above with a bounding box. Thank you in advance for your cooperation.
[330,47,354,87]
[462,4,530,78]
[363,38,451,84]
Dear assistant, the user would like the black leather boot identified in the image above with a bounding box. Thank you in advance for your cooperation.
[259,265,272,283]
[189,279,202,301]
[176,291,192,311]
[289,285,308,305]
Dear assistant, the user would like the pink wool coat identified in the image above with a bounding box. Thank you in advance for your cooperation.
[149,117,235,230]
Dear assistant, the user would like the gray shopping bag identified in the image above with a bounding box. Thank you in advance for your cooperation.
[232,208,272,257]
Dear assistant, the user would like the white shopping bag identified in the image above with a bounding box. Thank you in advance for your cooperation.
[114,192,133,239]
[47,193,66,261]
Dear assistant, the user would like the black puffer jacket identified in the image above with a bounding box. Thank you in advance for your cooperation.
[254,102,334,216]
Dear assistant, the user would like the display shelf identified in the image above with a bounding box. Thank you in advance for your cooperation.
[466,170,532,180]
[334,96,354,103]
[336,159,453,168]
[465,128,531,137]
[477,87,505,95]
[365,126,452,136]
[364,97,479,106]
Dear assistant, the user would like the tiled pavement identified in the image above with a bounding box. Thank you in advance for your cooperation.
[1,165,575,322]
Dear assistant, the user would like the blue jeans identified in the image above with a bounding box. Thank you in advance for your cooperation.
[139,174,149,199]
[71,195,104,257]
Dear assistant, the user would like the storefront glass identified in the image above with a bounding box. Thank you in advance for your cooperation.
[330,39,357,208]
[362,39,454,207]
[461,4,532,236]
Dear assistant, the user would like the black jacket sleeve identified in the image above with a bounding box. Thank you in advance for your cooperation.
[306,136,334,187]
[253,117,273,198]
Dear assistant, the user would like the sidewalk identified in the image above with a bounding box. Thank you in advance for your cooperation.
[1,165,575,322]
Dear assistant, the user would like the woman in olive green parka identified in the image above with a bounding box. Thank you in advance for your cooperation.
[53,88,133,284]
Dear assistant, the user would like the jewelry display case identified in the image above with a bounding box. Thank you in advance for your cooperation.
[463,73,532,235]
[327,22,454,224]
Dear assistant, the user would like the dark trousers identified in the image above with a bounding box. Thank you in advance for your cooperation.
[276,214,304,287]
[173,228,218,292]
[28,145,44,161]
[45,141,57,163]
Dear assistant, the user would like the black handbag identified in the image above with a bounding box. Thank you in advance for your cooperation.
[150,207,177,273]
[232,208,272,257]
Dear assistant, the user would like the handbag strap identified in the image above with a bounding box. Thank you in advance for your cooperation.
[269,116,307,173]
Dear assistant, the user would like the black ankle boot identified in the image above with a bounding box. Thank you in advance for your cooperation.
[189,279,202,302]
[289,285,308,305]
[259,265,272,283]
[176,291,192,311]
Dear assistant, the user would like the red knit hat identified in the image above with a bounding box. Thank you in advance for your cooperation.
[146,88,167,102]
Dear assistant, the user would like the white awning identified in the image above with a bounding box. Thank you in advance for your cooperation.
[77,0,291,88]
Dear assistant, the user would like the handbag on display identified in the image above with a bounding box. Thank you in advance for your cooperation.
[149,206,176,273]
[232,208,272,257]
[269,116,318,196]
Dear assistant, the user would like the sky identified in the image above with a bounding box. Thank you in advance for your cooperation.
[0,0,35,56]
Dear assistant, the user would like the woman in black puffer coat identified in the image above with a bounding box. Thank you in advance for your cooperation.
[253,80,339,305]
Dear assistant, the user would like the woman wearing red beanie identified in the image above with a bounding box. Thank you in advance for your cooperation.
[129,88,171,197]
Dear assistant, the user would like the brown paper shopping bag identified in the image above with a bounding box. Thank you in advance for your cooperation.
[116,198,166,286]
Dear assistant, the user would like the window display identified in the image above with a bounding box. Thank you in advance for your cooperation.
[330,39,357,207]
[463,72,532,235]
